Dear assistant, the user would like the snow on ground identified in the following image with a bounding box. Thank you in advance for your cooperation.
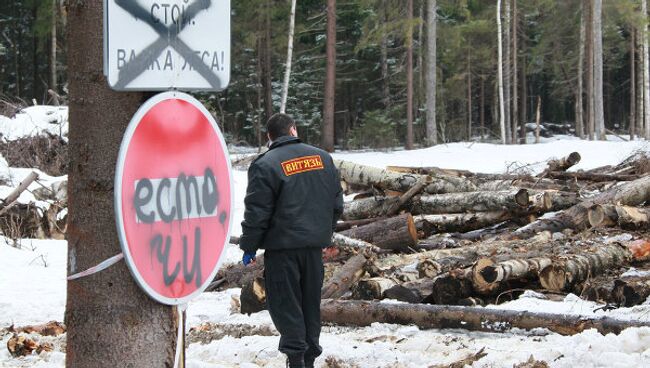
[2,106,650,367]
[0,106,68,141]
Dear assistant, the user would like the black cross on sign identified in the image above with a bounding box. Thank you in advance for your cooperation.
[113,0,223,90]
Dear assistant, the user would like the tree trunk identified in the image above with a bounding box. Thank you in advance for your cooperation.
[381,1,390,109]
[467,51,472,140]
[576,3,585,138]
[513,175,650,238]
[546,171,639,182]
[480,76,485,141]
[511,0,518,144]
[426,0,437,145]
[321,253,368,299]
[638,27,644,139]
[279,0,297,113]
[339,213,418,251]
[472,257,552,295]
[353,277,398,300]
[322,0,336,151]
[415,212,512,236]
[639,0,650,139]
[406,0,414,150]
[520,34,527,143]
[539,244,631,292]
[410,190,530,215]
[320,299,650,336]
[335,159,477,195]
[534,95,541,143]
[588,204,650,229]
[50,0,57,93]
[585,0,595,139]
[546,152,581,172]
[497,0,506,144]
[630,28,636,141]
[593,0,605,139]
[263,0,273,122]
[504,0,512,144]
[65,2,176,367]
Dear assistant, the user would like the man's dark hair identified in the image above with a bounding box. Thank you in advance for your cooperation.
[266,113,296,141]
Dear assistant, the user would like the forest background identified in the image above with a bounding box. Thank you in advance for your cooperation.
[1,0,648,150]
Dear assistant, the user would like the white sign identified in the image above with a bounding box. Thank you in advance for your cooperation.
[104,0,230,91]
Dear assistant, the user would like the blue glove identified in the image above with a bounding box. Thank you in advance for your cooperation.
[242,252,256,266]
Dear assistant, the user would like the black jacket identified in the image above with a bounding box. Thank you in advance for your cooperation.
[239,136,343,253]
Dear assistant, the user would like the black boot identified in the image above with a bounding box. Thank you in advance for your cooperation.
[286,354,305,368]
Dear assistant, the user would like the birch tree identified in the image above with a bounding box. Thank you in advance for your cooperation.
[426,0,437,145]
[280,0,297,113]
[497,0,506,144]
[593,0,605,140]
[504,0,511,143]
[639,0,650,139]
[576,3,585,139]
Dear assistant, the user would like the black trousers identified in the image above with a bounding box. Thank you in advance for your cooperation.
[264,248,324,361]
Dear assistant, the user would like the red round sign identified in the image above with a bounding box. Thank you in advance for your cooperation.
[115,92,232,305]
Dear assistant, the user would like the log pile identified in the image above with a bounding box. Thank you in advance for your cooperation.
[231,151,650,335]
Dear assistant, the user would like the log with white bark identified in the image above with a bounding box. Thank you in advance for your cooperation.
[331,233,382,253]
[339,213,418,251]
[547,171,639,182]
[588,204,650,229]
[478,178,575,192]
[513,175,650,239]
[472,257,553,295]
[539,244,632,292]
[410,189,530,215]
[320,299,650,335]
[415,212,511,236]
[335,159,477,194]
[546,152,581,172]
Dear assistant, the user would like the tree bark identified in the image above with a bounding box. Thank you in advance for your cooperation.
[467,50,472,140]
[322,0,336,151]
[472,257,552,295]
[588,204,650,229]
[576,3,585,139]
[630,28,636,141]
[641,0,650,139]
[497,0,506,144]
[65,2,176,367]
[426,0,437,145]
[504,0,512,144]
[50,0,57,94]
[381,0,390,109]
[353,277,397,300]
[546,171,638,183]
[263,0,273,122]
[520,34,527,143]
[415,212,511,236]
[586,0,595,139]
[279,0,297,113]
[410,190,529,215]
[593,0,605,139]
[335,159,477,195]
[637,27,644,139]
[513,175,650,238]
[339,213,418,251]
[613,276,650,307]
[535,95,541,143]
[539,244,631,292]
[320,299,650,336]
[406,0,414,150]
[321,252,368,299]
[546,152,581,172]
[511,0,518,144]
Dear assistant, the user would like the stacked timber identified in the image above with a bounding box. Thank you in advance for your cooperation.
[226,151,650,335]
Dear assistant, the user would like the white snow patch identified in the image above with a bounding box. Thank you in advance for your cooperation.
[0,106,68,141]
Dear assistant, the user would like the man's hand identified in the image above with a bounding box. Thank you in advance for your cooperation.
[242,252,256,266]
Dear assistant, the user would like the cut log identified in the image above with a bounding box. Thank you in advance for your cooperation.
[581,276,618,304]
[410,190,529,215]
[472,257,552,295]
[320,299,650,336]
[352,277,398,300]
[547,171,639,182]
[214,259,265,290]
[539,244,632,292]
[331,233,382,253]
[240,277,266,315]
[383,278,435,303]
[335,217,385,231]
[429,268,474,304]
[612,276,650,307]
[478,178,575,192]
[546,152,581,172]
[335,159,477,194]
[342,196,395,220]
[528,191,552,212]
[588,205,650,229]
[513,175,650,239]
[0,171,39,215]
[545,191,581,211]
[339,213,417,251]
[321,252,368,299]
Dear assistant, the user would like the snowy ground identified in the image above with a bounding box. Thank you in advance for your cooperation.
[2,107,650,367]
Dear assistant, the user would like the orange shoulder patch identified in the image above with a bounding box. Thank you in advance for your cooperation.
[281,155,325,176]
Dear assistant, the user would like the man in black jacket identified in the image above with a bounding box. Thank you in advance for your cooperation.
[239,113,344,368]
